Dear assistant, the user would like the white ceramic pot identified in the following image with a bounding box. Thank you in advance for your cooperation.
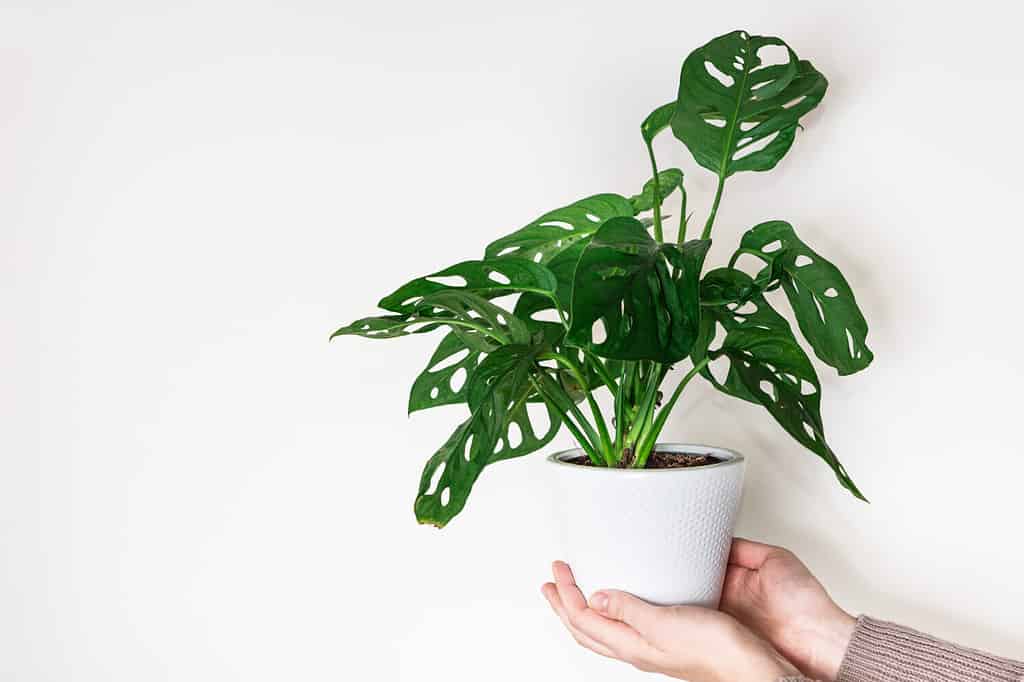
[547,443,745,608]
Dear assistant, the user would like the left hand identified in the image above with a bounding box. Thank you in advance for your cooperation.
[541,561,799,682]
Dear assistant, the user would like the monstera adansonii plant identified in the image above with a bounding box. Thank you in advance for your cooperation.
[333,30,873,527]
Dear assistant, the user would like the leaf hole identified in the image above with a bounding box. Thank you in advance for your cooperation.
[496,246,519,257]
[591,318,608,344]
[704,60,735,87]
[734,301,758,315]
[450,367,468,392]
[430,348,471,372]
[762,240,783,254]
[755,44,789,68]
[464,435,474,461]
[733,130,780,161]
[426,462,446,495]
[709,356,730,384]
[585,213,601,223]
[533,252,543,263]
[496,313,507,326]
[528,402,552,437]
[800,379,816,396]
[507,422,523,449]
[705,117,727,128]
[794,254,813,267]
[782,96,807,110]
[530,308,562,324]
[759,380,777,401]
[488,270,511,285]
[846,329,856,358]
[429,387,440,399]
[739,121,758,132]
[710,322,727,352]
[425,274,468,288]
[440,487,451,506]
[802,422,816,441]
[541,220,574,231]
[823,287,838,298]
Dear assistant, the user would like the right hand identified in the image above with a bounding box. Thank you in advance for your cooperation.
[720,538,857,681]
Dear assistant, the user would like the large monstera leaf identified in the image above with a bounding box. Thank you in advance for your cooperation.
[413,344,560,526]
[485,194,635,265]
[408,332,492,413]
[694,269,865,500]
[567,216,709,362]
[671,30,827,178]
[378,258,557,315]
[331,291,530,352]
[734,221,873,375]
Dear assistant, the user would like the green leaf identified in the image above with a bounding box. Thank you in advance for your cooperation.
[694,269,865,500]
[485,194,634,265]
[331,291,530,351]
[736,221,873,375]
[414,344,560,527]
[641,101,675,145]
[378,258,557,315]
[630,169,684,213]
[408,332,491,413]
[670,30,827,178]
[513,240,584,335]
[567,216,710,362]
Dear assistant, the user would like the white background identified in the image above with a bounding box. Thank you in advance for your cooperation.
[3,1,1022,680]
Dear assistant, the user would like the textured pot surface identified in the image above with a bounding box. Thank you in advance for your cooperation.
[547,443,745,608]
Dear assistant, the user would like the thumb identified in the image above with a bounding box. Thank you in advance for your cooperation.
[589,590,661,632]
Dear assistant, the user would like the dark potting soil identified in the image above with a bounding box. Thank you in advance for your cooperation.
[564,451,722,469]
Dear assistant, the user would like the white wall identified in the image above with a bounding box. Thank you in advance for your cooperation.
[3,1,1022,680]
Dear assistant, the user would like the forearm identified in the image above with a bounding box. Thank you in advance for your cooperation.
[836,616,1024,682]
[779,615,1024,682]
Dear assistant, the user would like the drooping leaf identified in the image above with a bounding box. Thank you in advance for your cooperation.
[331,291,530,352]
[414,344,560,527]
[485,194,634,265]
[567,216,710,362]
[670,30,827,178]
[733,220,873,375]
[408,332,491,413]
[693,268,864,500]
[378,258,557,315]
[630,169,684,213]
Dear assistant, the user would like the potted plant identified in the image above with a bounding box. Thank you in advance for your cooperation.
[332,29,872,607]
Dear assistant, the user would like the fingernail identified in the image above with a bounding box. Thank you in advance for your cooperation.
[589,591,608,612]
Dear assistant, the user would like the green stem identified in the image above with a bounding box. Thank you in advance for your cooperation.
[580,349,617,394]
[614,362,627,453]
[624,364,662,452]
[645,141,664,243]
[544,352,614,464]
[677,186,689,245]
[701,173,726,240]
[531,375,602,465]
[634,357,711,467]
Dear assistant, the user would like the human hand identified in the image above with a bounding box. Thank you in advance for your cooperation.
[720,539,856,681]
[541,561,799,682]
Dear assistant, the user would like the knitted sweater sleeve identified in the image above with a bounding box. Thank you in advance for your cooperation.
[778,615,1024,682]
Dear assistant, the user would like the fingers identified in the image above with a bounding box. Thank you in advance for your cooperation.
[587,589,661,633]
[729,537,786,569]
[549,562,654,662]
[541,582,615,657]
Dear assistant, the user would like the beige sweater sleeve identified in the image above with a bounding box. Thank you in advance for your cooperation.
[779,615,1024,682]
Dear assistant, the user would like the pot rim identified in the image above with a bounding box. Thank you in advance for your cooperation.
[546,442,745,474]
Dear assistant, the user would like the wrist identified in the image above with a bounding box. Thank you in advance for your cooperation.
[800,606,856,681]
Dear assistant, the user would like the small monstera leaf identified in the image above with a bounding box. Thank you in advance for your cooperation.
[671,30,827,178]
[567,216,710,362]
[733,221,873,375]
[414,344,560,527]
[642,102,675,145]
[694,269,865,500]
[378,258,557,314]
[332,291,530,352]
[485,194,634,265]
[630,169,684,213]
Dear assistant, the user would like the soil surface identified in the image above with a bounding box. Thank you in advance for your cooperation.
[565,451,721,469]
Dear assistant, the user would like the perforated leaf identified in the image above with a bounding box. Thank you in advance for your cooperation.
[378,258,557,315]
[735,221,873,375]
[331,291,530,352]
[567,216,709,361]
[693,269,865,500]
[414,344,560,527]
[630,169,684,213]
[408,332,490,413]
[671,30,826,178]
[485,194,635,265]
